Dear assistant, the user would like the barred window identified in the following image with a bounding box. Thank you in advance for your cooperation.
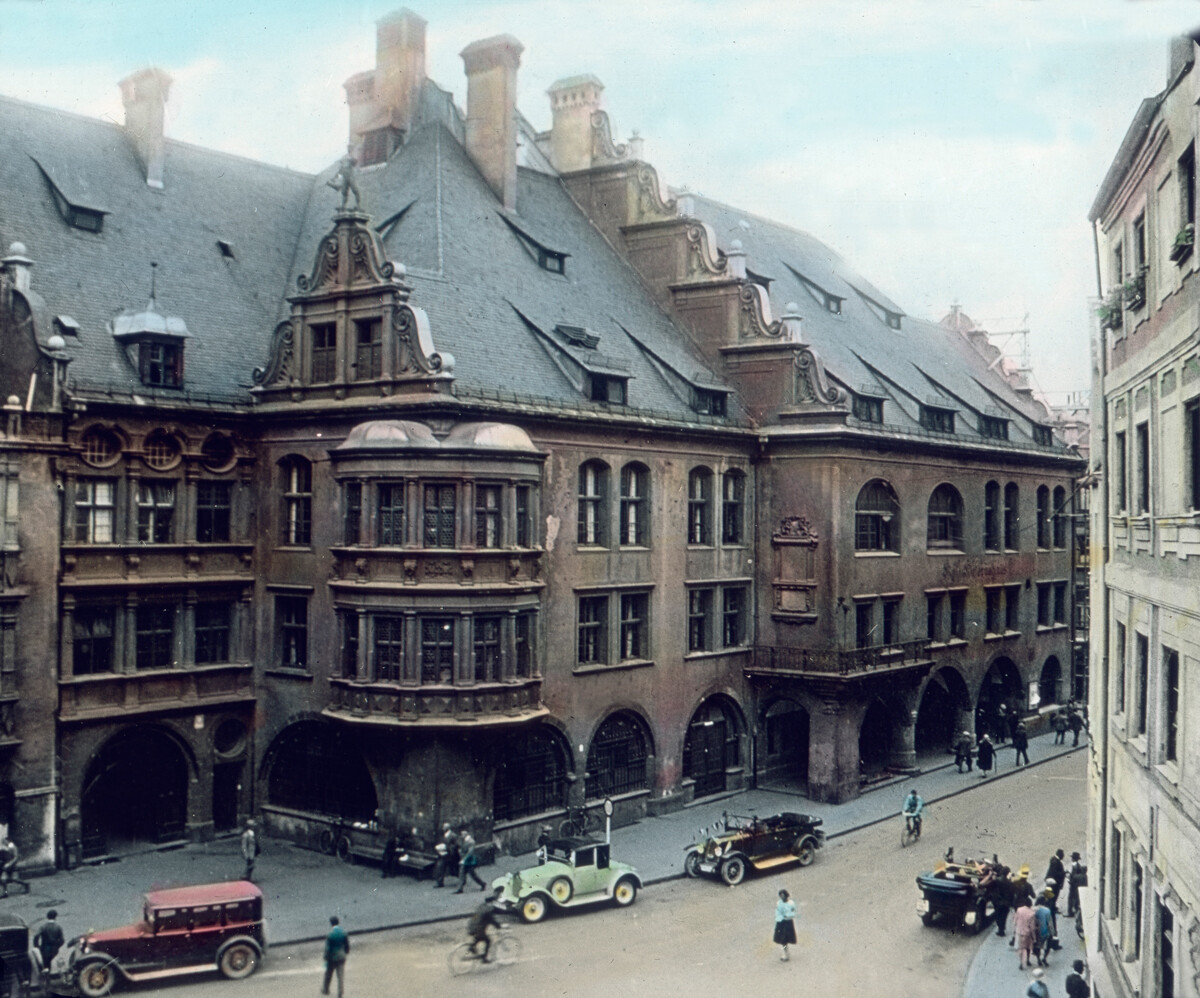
[492,727,569,821]
[585,712,650,799]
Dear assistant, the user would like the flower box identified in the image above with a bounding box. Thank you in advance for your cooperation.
[1170,224,1194,264]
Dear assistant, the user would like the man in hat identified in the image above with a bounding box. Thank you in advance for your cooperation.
[1026,966,1049,998]
[953,730,974,772]
[1066,852,1087,917]
[1065,959,1091,998]
[432,823,459,888]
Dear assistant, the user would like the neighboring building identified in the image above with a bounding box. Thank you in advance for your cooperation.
[0,9,1080,872]
[1086,32,1200,998]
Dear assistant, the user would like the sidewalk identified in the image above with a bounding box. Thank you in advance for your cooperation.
[0,729,1086,950]
[965,913,1088,998]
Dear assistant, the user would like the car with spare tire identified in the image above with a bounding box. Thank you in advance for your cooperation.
[490,838,641,923]
[683,811,825,886]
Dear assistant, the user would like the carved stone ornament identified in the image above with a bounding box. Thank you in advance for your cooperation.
[393,304,448,376]
[253,320,295,387]
[635,163,677,223]
[685,223,728,279]
[738,283,785,339]
[775,516,818,543]
[590,110,629,163]
[296,211,398,294]
[297,236,339,293]
[793,345,847,406]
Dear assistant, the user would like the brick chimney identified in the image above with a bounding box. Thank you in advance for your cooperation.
[343,9,427,164]
[119,67,172,189]
[460,35,523,211]
[547,75,604,173]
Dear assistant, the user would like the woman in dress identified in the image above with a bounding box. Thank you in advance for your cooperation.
[774,888,797,961]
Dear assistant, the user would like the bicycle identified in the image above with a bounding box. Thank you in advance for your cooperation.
[901,813,922,847]
[447,931,522,976]
[558,805,599,839]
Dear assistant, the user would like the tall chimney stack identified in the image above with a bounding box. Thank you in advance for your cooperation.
[119,67,172,189]
[460,35,523,211]
[547,75,605,173]
[343,9,427,165]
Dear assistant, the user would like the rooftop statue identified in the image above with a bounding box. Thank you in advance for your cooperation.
[327,154,362,211]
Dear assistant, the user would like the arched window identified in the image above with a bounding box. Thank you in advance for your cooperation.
[688,468,713,545]
[1036,486,1050,548]
[1052,486,1068,548]
[1038,656,1062,707]
[984,481,1000,551]
[1003,482,1019,550]
[281,456,312,546]
[619,463,649,546]
[577,461,609,547]
[722,470,746,544]
[926,484,963,550]
[493,726,570,821]
[585,712,651,799]
[855,479,900,552]
[266,721,377,821]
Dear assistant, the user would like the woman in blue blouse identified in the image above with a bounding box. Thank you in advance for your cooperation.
[774,888,797,961]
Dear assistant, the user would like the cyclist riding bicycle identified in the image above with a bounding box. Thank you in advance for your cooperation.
[466,890,503,962]
[902,788,925,837]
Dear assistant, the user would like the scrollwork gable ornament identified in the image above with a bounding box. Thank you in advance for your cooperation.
[590,110,630,163]
[253,320,295,387]
[634,163,677,223]
[738,284,790,341]
[793,344,846,407]
[394,303,453,376]
[685,223,728,279]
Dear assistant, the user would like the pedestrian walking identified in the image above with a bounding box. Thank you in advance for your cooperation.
[1067,709,1085,747]
[1033,897,1053,966]
[1026,966,1050,998]
[1045,851,1066,901]
[454,828,486,893]
[773,888,797,961]
[1066,852,1087,917]
[954,730,974,772]
[1008,706,1021,743]
[240,820,259,882]
[1065,959,1091,998]
[432,823,460,888]
[976,735,995,778]
[1013,722,1030,766]
[995,702,1009,744]
[1052,711,1068,745]
[1014,900,1037,970]
[321,916,350,998]
[985,863,1012,937]
[33,909,64,981]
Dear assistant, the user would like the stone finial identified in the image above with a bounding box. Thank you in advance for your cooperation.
[781,303,803,343]
[726,239,747,280]
[1,242,33,293]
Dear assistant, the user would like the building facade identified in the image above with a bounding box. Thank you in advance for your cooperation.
[1087,32,1200,998]
[0,10,1079,872]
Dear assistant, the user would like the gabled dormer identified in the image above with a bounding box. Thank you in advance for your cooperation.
[112,266,188,389]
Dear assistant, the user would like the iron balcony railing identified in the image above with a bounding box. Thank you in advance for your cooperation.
[750,638,933,677]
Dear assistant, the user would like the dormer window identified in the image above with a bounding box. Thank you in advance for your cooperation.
[501,214,570,276]
[884,311,902,330]
[360,127,401,167]
[980,415,1009,440]
[31,155,108,233]
[591,374,627,404]
[1033,425,1053,447]
[852,394,884,424]
[920,405,955,433]
[694,389,727,416]
[112,274,189,390]
[139,342,182,387]
[70,208,105,233]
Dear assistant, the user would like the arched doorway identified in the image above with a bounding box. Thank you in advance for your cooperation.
[978,657,1024,739]
[81,727,189,858]
[759,698,809,789]
[265,721,377,821]
[1038,657,1062,708]
[683,697,742,799]
[859,699,891,777]
[915,669,968,757]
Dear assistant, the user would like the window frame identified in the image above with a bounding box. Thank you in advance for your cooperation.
[277,595,308,671]
[926,484,963,551]
[722,470,745,545]
[577,461,609,548]
[310,322,337,383]
[1003,483,1019,550]
[135,603,175,671]
[281,458,313,547]
[353,317,382,381]
[75,478,116,544]
[194,601,232,665]
[577,594,608,666]
[619,591,649,661]
[474,484,502,549]
[687,468,713,546]
[422,483,456,548]
[855,479,900,553]
[619,464,649,547]
[136,479,176,544]
[196,480,232,544]
[687,587,713,653]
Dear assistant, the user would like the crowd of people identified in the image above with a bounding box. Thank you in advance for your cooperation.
[952,701,1087,778]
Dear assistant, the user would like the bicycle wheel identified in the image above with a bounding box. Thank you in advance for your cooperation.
[558,818,579,838]
[447,943,479,977]
[492,934,522,967]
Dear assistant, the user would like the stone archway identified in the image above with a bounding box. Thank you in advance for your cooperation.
[916,667,970,758]
[81,726,190,858]
[758,698,809,790]
[859,699,892,777]
[1038,656,1062,708]
[264,720,378,821]
[683,696,744,799]
[977,657,1025,739]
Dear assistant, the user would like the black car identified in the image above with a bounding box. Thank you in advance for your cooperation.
[683,811,825,885]
[916,857,993,932]
[0,913,35,998]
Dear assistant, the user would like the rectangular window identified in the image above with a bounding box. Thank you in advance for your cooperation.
[514,612,534,677]
[194,602,231,664]
[374,615,404,682]
[1114,430,1128,513]
[1037,584,1051,627]
[577,464,607,546]
[949,591,966,640]
[855,602,873,649]
[310,323,337,383]
[136,603,175,670]
[590,375,626,404]
[722,587,747,647]
[852,395,884,424]
[1033,425,1053,447]
[420,617,455,683]
[1005,585,1021,632]
[985,588,1002,634]
[688,472,712,545]
[1106,824,1122,919]
[353,318,382,380]
[343,481,363,545]
[0,467,16,549]
[1135,631,1149,736]
[139,341,183,387]
[1115,622,1127,713]
[342,612,359,679]
[577,596,607,665]
[1053,582,1067,625]
[375,483,404,546]
[1132,858,1143,960]
[1161,899,1176,998]
[515,486,531,547]
[422,484,456,548]
[72,607,114,675]
[1181,143,1196,229]
[1188,400,1200,511]
[277,596,307,670]
[75,478,115,543]
[1163,646,1180,763]
[920,406,955,433]
[882,599,900,646]
[475,485,501,548]
[1135,421,1150,514]
[282,461,312,546]
[980,415,1009,440]
[620,592,649,661]
[688,588,712,653]
[136,480,175,544]
[474,616,502,681]
[722,473,744,544]
[196,481,232,543]
[926,593,943,642]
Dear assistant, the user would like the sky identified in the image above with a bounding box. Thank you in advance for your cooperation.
[3,0,1200,403]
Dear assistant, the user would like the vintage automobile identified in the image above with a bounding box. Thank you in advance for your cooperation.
[60,881,266,996]
[684,811,825,885]
[490,838,641,923]
[915,856,994,933]
[0,912,35,998]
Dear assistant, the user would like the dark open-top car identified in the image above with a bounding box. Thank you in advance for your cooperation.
[0,913,34,998]
[916,856,993,933]
[684,811,824,885]
[60,881,266,996]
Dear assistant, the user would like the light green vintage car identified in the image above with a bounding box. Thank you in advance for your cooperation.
[491,838,642,923]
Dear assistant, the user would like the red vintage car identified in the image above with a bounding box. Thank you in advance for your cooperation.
[62,881,266,996]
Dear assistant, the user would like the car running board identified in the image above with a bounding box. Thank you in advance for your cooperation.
[123,964,220,983]
[752,855,802,870]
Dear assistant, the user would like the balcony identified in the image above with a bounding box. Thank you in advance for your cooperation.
[327,546,544,590]
[324,676,545,727]
[748,638,933,679]
[59,662,255,722]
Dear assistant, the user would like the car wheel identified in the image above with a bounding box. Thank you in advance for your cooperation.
[793,836,817,867]
[684,851,703,878]
[318,829,336,855]
[613,877,638,907]
[549,876,574,904]
[520,893,549,923]
[720,856,746,886]
[219,943,259,979]
[76,960,116,998]
[336,835,352,863]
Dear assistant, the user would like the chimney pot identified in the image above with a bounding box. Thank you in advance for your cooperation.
[461,34,523,210]
[119,67,172,189]
[546,74,604,173]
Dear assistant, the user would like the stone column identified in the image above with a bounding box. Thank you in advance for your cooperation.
[805,696,862,804]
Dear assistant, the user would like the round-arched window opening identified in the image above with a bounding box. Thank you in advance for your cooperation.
[143,430,182,470]
[213,718,248,759]
[201,433,236,472]
[81,426,122,468]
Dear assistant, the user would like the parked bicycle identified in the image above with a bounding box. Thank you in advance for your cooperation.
[447,929,521,976]
[558,805,600,839]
